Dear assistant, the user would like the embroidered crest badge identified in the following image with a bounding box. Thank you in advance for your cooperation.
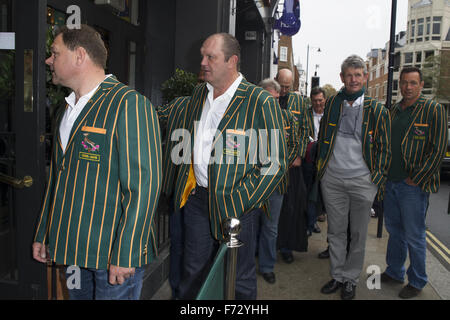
[414,127,425,136]
[81,133,100,152]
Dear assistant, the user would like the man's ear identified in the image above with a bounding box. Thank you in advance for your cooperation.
[74,46,87,66]
[228,54,238,69]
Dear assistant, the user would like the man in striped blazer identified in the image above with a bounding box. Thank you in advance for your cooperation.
[275,68,309,264]
[381,67,447,299]
[159,33,287,299]
[32,25,162,300]
[316,55,391,300]
[256,78,299,284]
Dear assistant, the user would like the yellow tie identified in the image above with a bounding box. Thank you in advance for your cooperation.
[180,164,196,208]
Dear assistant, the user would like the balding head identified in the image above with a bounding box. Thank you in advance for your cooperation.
[275,68,293,97]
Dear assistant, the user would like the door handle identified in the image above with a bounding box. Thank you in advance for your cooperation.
[0,173,33,188]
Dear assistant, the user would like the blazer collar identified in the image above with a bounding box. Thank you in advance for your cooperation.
[58,75,119,154]
[216,79,249,133]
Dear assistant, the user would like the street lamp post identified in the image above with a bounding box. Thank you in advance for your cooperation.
[305,44,321,97]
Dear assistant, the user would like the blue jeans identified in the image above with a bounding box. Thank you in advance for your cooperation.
[383,180,430,289]
[65,266,144,300]
[258,191,284,273]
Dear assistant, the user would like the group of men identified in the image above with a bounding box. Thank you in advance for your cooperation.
[32,25,447,301]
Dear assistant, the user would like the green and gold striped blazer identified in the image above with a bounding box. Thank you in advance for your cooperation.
[160,79,288,240]
[285,92,309,157]
[389,95,448,193]
[276,108,299,195]
[316,95,391,199]
[157,96,191,198]
[34,76,162,270]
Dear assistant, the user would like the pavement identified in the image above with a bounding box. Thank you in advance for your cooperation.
[151,217,450,300]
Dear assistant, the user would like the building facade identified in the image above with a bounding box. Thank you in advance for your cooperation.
[367,0,450,108]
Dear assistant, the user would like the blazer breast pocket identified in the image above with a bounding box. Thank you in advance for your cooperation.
[77,126,107,164]
[410,123,428,142]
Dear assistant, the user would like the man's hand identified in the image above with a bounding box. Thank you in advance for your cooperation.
[109,265,135,285]
[405,177,418,186]
[290,156,302,168]
[32,242,49,263]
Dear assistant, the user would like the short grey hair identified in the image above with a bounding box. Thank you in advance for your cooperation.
[341,54,367,75]
[259,78,281,93]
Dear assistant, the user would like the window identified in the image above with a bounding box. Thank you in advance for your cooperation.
[393,80,398,91]
[128,41,136,88]
[424,50,435,68]
[280,46,288,62]
[404,52,413,64]
[416,51,422,63]
[433,16,442,35]
[418,18,424,36]
[426,17,431,35]
[411,20,416,38]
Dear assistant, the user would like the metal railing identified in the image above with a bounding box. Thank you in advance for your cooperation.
[196,217,243,300]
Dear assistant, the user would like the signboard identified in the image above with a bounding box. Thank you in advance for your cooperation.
[245,31,257,41]
[0,32,15,50]
[274,0,301,36]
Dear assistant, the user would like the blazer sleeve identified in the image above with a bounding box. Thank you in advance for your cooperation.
[110,93,162,268]
[283,109,300,166]
[294,95,309,157]
[226,95,288,217]
[34,157,57,244]
[411,102,448,186]
[372,103,391,187]
[34,108,65,244]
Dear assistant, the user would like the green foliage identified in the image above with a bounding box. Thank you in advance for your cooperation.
[0,51,14,100]
[422,52,450,102]
[161,68,198,104]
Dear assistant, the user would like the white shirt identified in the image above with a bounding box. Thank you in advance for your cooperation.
[312,110,323,141]
[59,74,112,152]
[193,74,243,187]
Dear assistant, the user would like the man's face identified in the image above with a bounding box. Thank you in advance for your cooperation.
[266,87,280,99]
[45,34,76,87]
[340,67,368,94]
[311,92,325,114]
[400,72,424,103]
[200,36,234,88]
[277,77,292,97]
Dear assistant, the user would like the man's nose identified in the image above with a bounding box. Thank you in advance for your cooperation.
[45,56,52,66]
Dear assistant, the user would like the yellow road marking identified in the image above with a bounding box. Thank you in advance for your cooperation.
[426,236,450,265]
[426,231,450,256]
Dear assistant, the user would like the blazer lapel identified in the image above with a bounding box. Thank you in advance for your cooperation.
[63,76,119,155]
[214,79,248,142]
[361,97,372,152]
[401,95,426,145]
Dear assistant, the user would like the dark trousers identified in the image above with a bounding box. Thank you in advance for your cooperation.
[178,185,260,300]
[169,207,184,299]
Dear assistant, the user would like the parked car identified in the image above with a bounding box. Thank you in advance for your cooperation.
[441,122,450,171]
